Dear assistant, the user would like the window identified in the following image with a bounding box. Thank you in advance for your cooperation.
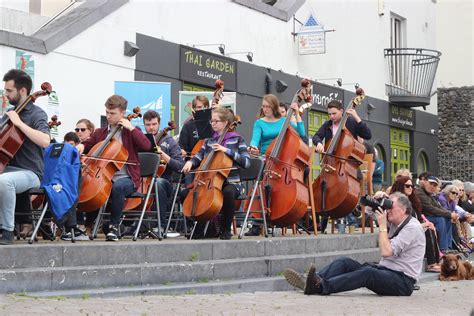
[417,151,429,176]
[308,110,329,179]
[390,13,406,86]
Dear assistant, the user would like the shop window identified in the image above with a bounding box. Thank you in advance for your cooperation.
[308,110,328,179]
[417,151,429,176]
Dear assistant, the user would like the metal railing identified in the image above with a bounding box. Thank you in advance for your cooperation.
[385,48,441,107]
[438,153,474,182]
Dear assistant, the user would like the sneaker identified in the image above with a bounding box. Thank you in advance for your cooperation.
[61,228,89,241]
[244,225,261,236]
[219,230,232,240]
[304,264,322,295]
[0,230,14,245]
[106,225,119,242]
[284,268,305,291]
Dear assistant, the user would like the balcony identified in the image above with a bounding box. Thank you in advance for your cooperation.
[384,48,441,108]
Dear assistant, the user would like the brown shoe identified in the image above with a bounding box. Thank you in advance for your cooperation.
[284,269,305,291]
[19,224,33,239]
[304,264,322,295]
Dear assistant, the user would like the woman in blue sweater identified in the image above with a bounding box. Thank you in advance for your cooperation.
[248,94,305,155]
[182,107,250,239]
[246,94,306,236]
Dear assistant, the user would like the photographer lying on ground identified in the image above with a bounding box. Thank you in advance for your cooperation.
[284,192,426,296]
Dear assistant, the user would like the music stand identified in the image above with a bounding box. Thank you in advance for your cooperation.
[193,109,213,140]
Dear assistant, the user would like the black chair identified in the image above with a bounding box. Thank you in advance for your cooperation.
[237,157,268,239]
[163,171,188,238]
[91,152,162,241]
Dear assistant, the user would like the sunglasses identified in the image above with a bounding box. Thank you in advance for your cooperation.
[450,191,459,196]
[404,184,414,189]
[75,128,87,132]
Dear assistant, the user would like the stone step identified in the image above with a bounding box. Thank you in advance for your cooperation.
[26,271,440,299]
[1,248,380,294]
[0,234,378,269]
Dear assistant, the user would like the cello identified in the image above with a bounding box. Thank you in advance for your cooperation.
[123,121,176,210]
[0,82,52,173]
[77,107,142,212]
[312,88,366,219]
[258,82,312,227]
[183,116,240,223]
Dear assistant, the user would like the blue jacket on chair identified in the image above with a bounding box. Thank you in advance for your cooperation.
[41,143,80,222]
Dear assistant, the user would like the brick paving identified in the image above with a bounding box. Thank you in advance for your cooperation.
[0,280,472,315]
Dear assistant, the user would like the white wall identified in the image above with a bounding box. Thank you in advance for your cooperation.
[1,0,442,137]
[436,0,473,88]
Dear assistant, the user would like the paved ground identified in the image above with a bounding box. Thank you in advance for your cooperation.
[1,280,473,315]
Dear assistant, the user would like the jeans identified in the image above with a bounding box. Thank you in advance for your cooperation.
[155,178,173,226]
[425,215,452,251]
[316,257,415,296]
[108,177,135,225]
[0,166,40,231]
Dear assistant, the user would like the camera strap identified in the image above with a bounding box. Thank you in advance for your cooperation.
[389,215,412,240]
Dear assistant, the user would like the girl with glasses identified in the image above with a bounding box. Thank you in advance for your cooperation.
[182,108,250,240]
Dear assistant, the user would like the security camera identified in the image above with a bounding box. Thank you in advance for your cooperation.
[430,129,437,134]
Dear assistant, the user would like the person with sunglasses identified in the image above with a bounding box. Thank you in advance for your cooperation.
[438,184,473,223]
[75,119,95,143]
[390,176,441,272]
[415,175,458,254]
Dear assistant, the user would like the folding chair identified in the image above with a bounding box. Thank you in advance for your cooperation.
[238,157,268,239]
[163,171,188,238]
[91,152,162,241]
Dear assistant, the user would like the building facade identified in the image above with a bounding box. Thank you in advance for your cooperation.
[0,0,443,185]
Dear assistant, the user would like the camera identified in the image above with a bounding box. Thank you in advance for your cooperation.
[360,195,393,211]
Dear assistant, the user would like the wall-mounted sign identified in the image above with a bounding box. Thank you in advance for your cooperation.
[298,12,326,55]
[389,104,416,130]
[180,46,237,91]
[311,82,344,111]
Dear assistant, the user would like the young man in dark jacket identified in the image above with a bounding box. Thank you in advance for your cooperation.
[143,110,184,229]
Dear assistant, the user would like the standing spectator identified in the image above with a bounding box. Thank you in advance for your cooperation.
[372,148,384,192]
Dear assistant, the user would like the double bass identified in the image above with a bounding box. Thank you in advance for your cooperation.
[183,117,240,222]
[248,81,313,227]
[78,107,142,212]
[0,82,52,173]
[312,88,366,218]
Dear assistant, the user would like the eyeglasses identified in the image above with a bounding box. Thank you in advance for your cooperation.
[404,184,414,189]
[75,128,87,132]
[450,191,459,196]
[209,120,224,124]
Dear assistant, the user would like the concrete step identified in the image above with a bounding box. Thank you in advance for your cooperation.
[1,248,380,294]
[26,270,440,299]
[0,234,378,269]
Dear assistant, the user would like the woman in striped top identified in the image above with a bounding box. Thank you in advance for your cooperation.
[182,107,250,239]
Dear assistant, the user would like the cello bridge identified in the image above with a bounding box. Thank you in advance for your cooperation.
[265,170,281,179]
[322,164,336,173]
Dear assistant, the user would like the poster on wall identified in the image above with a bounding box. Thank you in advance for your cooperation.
[114,81,171,131]
[0,90,11,116]
[178,91,236,129]
[15,50,35,89]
